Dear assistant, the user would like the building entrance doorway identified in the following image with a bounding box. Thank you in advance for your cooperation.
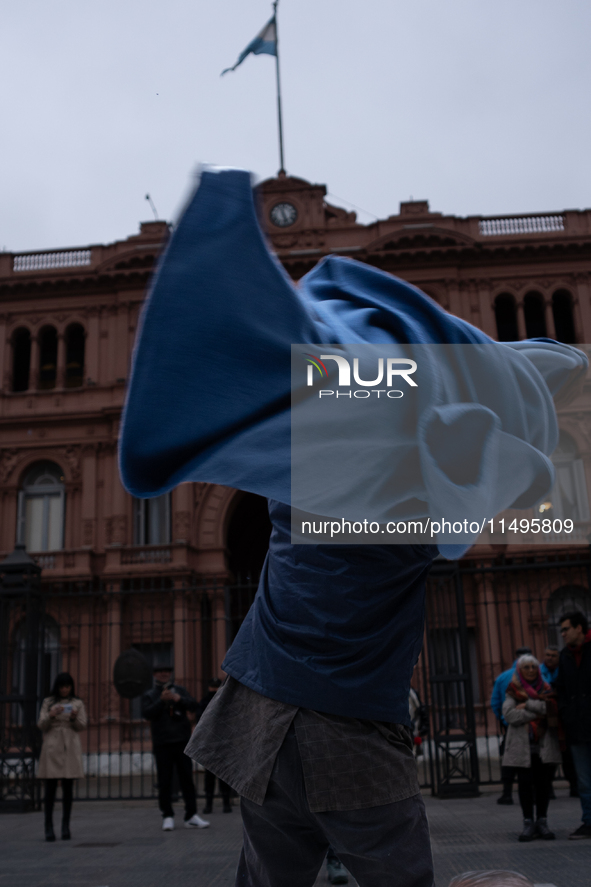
[226,492,272,582]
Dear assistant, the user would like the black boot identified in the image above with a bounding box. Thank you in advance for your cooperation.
[44,780,57,842]
[497,778,514,805]
[61,779,73,839]
[518,819,536,842]
[45,816,56,842]
[202,797,213,814]
[222,798,232,813]
[535,817,555,840]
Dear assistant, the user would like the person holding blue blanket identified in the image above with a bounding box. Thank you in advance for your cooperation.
[119,167,587,887]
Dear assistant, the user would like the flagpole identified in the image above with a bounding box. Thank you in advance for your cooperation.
[273,0,286,174]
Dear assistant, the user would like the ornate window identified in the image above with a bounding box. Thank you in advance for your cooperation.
[12,327,31,392]
[538,431,590,523]
[38,326,58,390]
[552,290,576,344]
[523,291,546,338]
[494,294,518,341]
[133,494,171,545]
[17,462,65,552]
[65,323,85,388]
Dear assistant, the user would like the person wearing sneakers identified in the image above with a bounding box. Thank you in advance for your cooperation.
[141,665,209,831]
[501,654,560,842]
[556,611,591,839]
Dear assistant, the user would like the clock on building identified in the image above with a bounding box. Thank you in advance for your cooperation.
[270,202,298,228]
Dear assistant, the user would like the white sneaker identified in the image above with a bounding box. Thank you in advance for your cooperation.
[184,813,210,829]
[162,817,175,831]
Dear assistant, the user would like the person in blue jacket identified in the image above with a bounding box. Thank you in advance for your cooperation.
[119,167,588,887]
[540,647,560,685]
[490,647,532,805]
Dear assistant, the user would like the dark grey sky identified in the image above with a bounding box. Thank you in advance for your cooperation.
[2,0,590,252]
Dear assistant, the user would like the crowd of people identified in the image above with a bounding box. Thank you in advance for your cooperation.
[490,610,591,842]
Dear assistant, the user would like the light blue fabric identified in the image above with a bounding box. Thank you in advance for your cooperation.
[119,167,588,722]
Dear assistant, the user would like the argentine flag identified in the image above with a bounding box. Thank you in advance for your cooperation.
[221,15,277,75]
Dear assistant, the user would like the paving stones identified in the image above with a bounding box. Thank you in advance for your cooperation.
[0,788,584,887]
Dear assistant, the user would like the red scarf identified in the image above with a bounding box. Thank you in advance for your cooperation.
[506,665,557,743]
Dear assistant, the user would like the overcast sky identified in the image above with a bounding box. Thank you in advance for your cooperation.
[2,1,590,252]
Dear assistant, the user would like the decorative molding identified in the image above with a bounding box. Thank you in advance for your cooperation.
[62,445,82,481]
[82,519,95,547]
[0,448,19,483]
[173,511,191,543]
[106,514,127,546]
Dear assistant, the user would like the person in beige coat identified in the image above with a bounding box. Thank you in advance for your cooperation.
[502,654,561,843]
[37,672,87,841]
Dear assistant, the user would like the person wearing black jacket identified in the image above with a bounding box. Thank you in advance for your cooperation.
[142,666,209,831]
[555,611,591,840]
[199,679,232,814]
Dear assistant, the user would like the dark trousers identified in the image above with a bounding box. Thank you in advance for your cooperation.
[561,744,578,792]
[44,778,74,825]
[516,754,554,820]
[501,765,516,794]
[153,741,197,820]
[204,769,231,803]
[236,725,433,887]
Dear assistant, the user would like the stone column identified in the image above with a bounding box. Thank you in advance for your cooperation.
[110,453,128,547]
[173,484,192,544]
[544,300,557,340]
[56,332,66,388]
[0,314,7,391]
[81,445,97,548]
[85,307,100,386]
[29,334,40,390]
[476,279,496,338]
[516,303,527,340]
[574,274,591,342]
[446,280,462,319]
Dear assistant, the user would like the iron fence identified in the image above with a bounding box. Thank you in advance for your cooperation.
[1,547,590,807]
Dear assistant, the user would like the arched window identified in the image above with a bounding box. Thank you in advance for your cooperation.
[537,431,590,523]
[17,462,65,552]
[523,291,546,338]
[65,323,85,388]
[12,327,31,392]
[552,290,576,344]
[133,493,171,545]
[494,294,519,341]
[38,326,58,390]
[547,585,591,647]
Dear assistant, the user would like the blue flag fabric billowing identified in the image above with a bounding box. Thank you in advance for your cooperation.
[221,16,277,76]
[120,167,587,556]
[118,167,588,722]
